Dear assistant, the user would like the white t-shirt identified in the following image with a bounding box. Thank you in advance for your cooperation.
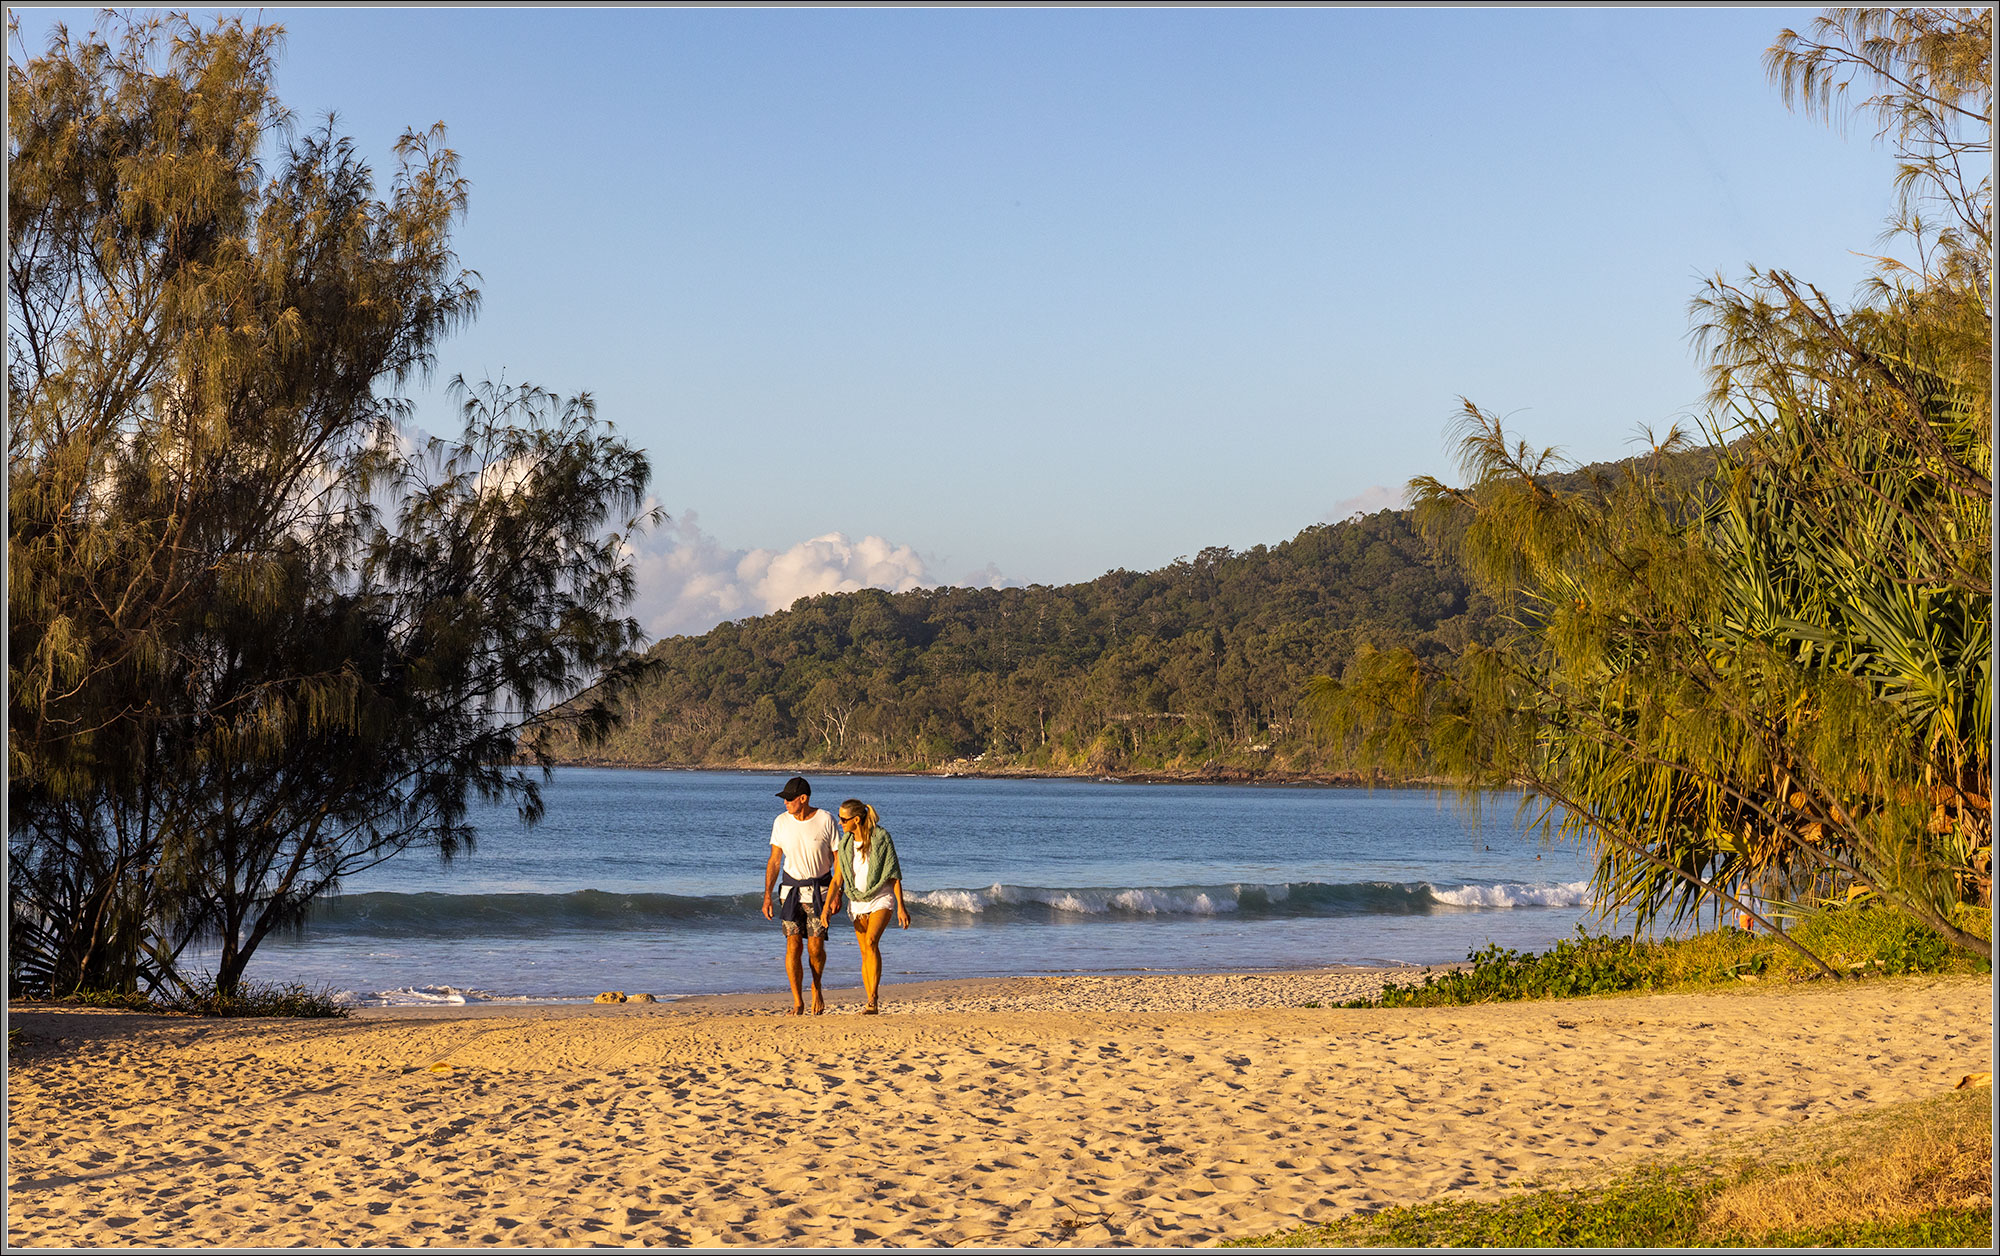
[770,809,838,879]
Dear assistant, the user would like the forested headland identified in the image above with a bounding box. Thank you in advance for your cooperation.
[561,511,1468,777]
[556,451,1711,779]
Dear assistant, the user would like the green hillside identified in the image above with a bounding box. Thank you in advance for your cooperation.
[565,507,1493,776]
[564,446,1720,776]
[560,447,1721,778]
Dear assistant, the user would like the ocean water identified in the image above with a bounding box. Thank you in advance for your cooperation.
[232,768,1607,1006]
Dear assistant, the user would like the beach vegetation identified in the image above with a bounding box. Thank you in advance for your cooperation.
[1306,7,1992,970]
[52,988,160,1013]
[1343,909,1988,1008]
[1230,1086,1992,1248]
[154,976,352,1018]
[28,978,350,1018]
[7,13,657,1001]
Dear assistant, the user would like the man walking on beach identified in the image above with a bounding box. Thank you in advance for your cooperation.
[761,776,838,1015]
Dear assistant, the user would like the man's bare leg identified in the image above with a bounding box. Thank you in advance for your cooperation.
[807,934,827,1014]
[784,933,806,1014]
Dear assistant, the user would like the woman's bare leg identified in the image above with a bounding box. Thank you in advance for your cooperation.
[855,909,891,1009]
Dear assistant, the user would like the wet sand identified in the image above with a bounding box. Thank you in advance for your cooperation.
[6,970,1989,1247]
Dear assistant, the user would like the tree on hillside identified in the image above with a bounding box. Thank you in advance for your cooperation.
[1309,8,1991,966]
[559,507,1486,775]
[7,13,659,997]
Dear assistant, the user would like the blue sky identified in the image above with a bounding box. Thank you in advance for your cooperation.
[8,6,1902,637]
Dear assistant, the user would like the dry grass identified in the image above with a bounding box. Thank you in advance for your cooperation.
[1699,1086,1992,1240]
[1236,1083,1993,1248]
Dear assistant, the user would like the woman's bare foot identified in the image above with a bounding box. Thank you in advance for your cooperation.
[786,1005,803,1016]
[861,1004,880,1015]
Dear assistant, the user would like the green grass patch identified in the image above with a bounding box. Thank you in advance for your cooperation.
[38,978,351,1019]
[58,988,162,1012]
[1230,1090,1993,1249]
[1342,904,1990,1009]
[161,976,352,1018]
[1228,1173,1990,1249]
[1230,1165,1712,1247]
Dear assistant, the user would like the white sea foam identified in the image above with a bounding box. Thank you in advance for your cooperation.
[349,985,582,1008]
[1428,880,1591,908]
[362,984,493,1007]
[913,887,998,913]
[911,883,1281,915]
[911,879,1590,916]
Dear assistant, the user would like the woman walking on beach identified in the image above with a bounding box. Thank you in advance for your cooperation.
[820,799,910,1014]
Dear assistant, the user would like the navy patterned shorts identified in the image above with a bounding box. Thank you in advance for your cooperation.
[777,872,831,939]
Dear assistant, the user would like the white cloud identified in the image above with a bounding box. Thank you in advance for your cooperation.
[747,531,931,612]
[624,505,1011,640]
[956,561,1009,589]
[1322,484,1406,522]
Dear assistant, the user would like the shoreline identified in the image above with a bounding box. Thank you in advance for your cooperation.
[7,974,1988,1247]
[543,757,1447,788]
[355,962,1446,1018]
[9,963,1454,1020]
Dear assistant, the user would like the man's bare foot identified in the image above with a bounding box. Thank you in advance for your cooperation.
[811,992,825,1015]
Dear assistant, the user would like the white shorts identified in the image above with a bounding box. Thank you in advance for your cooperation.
[849,891,896,920]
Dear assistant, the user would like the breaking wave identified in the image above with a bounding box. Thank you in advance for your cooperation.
[303,880,1592,936]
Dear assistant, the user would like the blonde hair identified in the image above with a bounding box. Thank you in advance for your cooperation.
[838,799,878,850]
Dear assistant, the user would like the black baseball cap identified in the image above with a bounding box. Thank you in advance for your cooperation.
[776,776,812,801]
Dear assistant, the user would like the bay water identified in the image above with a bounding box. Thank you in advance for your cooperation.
[237,768,1606,1006]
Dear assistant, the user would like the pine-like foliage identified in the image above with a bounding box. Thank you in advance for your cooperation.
[1309,8,1991,967]
[7,14,658,996]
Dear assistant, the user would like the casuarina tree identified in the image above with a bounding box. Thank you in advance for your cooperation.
[7,13,660,996]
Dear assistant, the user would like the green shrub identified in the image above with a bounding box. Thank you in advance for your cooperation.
[160,977,351,1018]
[1949,904,1992,941]
[1790,902,1975,976]
[1342,907,1977,1009]
[65,989,161,1011]
[34,979,350,1017]
[1344,929,1662,1008]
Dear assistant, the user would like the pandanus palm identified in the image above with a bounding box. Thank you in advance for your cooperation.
[1309,8,1990,967]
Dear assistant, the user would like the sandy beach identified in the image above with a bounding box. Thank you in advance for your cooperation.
[6,970,1990,1248]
